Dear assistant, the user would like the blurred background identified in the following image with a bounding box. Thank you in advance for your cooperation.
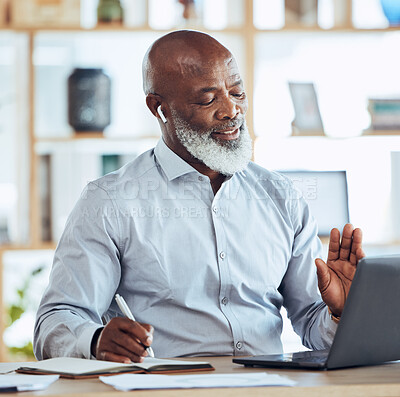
[1,0,400,360]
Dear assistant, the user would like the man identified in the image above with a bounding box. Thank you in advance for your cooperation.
[34,30,364,363]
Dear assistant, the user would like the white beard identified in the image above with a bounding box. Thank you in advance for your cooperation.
[171,110,253,176]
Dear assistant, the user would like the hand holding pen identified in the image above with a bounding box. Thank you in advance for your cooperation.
[115,294,155,358]
[92,295,154,363]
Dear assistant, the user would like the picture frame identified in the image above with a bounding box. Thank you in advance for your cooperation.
[288,82,325,136]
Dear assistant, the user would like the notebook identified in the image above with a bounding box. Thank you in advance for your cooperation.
[233,255,400,370]
[17,357,214,379]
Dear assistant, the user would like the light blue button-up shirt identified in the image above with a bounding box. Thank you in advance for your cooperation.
[34,139,336,360]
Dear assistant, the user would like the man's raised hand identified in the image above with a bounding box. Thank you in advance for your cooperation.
[315,224,365,317]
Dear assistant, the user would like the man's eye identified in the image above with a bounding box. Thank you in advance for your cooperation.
[232,92,246,99]
[199,98,215,106]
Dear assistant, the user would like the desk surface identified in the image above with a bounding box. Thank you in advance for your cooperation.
[10,356,400,397]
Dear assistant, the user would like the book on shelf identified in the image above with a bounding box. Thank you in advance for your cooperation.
[39,155,52,242]
[0,0,10,27]
[37,151,139,244]
[368,98,400,131]
[16,357,214,379]
[11,0,81,27]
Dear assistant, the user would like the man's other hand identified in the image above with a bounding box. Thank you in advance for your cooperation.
[93,317,153,363]
[315,224,365,317]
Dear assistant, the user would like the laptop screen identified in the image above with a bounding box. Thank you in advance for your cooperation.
[278,170,350,236]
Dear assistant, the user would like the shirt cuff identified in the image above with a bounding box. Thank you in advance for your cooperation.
[325,306,339,332]
[327,307,340,324]
[77,323,104,359]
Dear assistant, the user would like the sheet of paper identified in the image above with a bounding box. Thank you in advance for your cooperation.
[100,372,296,391]
[0,374,59,392]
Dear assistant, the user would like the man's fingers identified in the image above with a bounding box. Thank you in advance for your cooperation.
[315,258,331,294]
[138,323,154,346]
[349,244,365,266]
[327,228,340,262]
[112,320,151,357]
[97,334,147,363]
[112,333,148,357]
[140,323,154,334]
[346,227,363,265]
[96,318,153,363]
[339,223,354,261]
[108,338,147,362]
[356,246,365,261]
[118,318,153,347]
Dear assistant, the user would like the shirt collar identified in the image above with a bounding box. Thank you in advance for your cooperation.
[154,139,198,181]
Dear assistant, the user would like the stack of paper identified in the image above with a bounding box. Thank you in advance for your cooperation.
[100,372,296,391]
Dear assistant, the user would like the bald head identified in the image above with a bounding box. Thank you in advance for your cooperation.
[142,30,233,97]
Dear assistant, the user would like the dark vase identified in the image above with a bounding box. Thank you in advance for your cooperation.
[380,0,400,25]
[67,68,111,133]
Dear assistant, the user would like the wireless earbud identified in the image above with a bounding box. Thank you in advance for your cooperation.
[157,105,167,124]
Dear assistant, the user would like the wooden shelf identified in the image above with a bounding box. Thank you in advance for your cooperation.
[0,25,245,34]
[1,24,400,34]
[362,130,400,136]
[0,242,57,252]
[257,133,400,144]
[256,26,400,33]
[34,133,160,143]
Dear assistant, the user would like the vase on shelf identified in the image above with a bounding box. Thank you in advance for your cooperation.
[67,68,111,133]
[380,0,400,25]
[97,0,124,24]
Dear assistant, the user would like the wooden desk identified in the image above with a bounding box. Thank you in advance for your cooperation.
[11,356,400,397]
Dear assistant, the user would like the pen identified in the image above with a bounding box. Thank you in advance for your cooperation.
[0,386,19,392]
[115,294,155,358]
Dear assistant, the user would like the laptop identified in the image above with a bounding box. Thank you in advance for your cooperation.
[233,255,400,370]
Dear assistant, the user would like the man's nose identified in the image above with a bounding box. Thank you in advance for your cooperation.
[216,96,239,120]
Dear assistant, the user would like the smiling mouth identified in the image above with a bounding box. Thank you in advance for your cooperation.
[211,128,240,141]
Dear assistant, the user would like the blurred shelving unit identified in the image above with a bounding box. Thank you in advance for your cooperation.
[0,0,254,361]
[1,0,400,361]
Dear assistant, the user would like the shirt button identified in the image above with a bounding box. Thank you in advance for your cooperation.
[198,176,204,181]
[221,297,228,305]
[219,251,226,260]
[212,206,218,213]
[236,341,243,350]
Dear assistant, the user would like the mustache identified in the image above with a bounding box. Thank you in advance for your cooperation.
[209,116,245,134]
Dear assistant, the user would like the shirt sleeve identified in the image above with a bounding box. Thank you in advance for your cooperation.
[278,193,338,350]
[33,182,122,360]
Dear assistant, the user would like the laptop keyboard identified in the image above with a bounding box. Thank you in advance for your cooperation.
[232,349,330,369]
[292,355,327,363]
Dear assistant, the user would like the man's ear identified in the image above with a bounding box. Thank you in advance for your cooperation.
[146,94,168,123]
